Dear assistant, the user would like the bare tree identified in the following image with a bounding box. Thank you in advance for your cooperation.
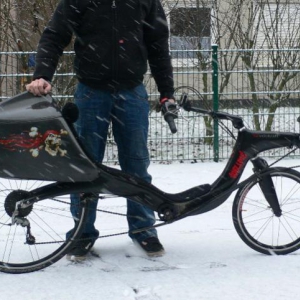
[212,0,300,131]
[2,0,300,129]
[172,0,300,132]
[0,0,18,97]
[0,0,75,102]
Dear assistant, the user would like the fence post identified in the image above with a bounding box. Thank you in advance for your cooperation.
[212,44,219,162]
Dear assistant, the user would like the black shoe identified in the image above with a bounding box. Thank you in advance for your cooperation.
[66,237,96,262]
[137,237,165,257]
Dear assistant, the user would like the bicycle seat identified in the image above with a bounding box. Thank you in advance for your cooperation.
[0,92,98,182]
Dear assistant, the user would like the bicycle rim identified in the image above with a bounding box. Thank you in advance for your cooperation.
[0,178,87,274]
[233,168,300,255]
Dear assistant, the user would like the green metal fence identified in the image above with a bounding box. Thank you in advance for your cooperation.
[1,47,300,163]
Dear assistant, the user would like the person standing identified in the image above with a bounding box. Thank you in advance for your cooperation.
[26,0,175,260]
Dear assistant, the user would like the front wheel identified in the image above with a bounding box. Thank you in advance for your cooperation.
[0,179,89,274]
[233,167,300,255]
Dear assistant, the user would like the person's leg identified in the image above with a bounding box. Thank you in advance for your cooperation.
[67,83,113,246]
[111,84,158,243]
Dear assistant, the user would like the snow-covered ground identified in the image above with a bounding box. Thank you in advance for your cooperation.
[2,158,300,300]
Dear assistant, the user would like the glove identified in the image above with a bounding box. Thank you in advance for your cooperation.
[156,97,175,112]
[161,101,178,119]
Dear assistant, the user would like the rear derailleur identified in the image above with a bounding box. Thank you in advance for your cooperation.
[4,190,36,245]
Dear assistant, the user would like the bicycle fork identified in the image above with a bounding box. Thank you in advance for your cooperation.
[251,157,282,217]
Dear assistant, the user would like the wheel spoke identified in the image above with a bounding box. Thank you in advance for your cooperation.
[0,178,86,273]
[233,168,300,255]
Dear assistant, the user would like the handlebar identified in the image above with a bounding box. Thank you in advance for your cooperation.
[161,93,245,133]
[161,101,178,134]
[181,94,244,129]
[164,113,177,133]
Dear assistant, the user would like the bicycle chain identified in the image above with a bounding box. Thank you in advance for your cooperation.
[32,197,166,245]
[33,222,169,245]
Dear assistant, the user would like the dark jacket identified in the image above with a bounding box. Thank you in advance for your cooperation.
[33,0,174,99]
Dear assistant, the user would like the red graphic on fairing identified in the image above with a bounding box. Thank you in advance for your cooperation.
[0,127,68,157]
[228,150,248,179]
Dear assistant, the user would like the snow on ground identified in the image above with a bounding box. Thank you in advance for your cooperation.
[2,158,300,300]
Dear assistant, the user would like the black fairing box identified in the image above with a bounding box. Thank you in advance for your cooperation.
[0,92,99,182]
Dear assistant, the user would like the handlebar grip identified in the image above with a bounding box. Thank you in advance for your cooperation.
[164,114,177,134]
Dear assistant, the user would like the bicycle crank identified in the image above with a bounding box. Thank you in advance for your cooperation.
[157,204,178,221]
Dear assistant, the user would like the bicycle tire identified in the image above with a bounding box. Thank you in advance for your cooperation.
[0,178,88,274]
[232,167,300,255]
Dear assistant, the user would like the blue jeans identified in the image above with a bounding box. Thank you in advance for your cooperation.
[69,83,157,243]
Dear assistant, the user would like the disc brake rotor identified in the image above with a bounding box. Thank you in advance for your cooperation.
[4,190,32,217]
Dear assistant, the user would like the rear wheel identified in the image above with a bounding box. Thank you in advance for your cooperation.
[0,179,88,274]
[233,168,300,255]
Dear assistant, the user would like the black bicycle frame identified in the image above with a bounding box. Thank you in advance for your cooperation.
[17,105,300,223]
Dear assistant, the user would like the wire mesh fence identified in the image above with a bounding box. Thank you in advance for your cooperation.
[1,48,300,163]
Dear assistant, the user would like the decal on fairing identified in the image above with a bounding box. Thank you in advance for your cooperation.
[228,150,248,179]
[0,127,68,158]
